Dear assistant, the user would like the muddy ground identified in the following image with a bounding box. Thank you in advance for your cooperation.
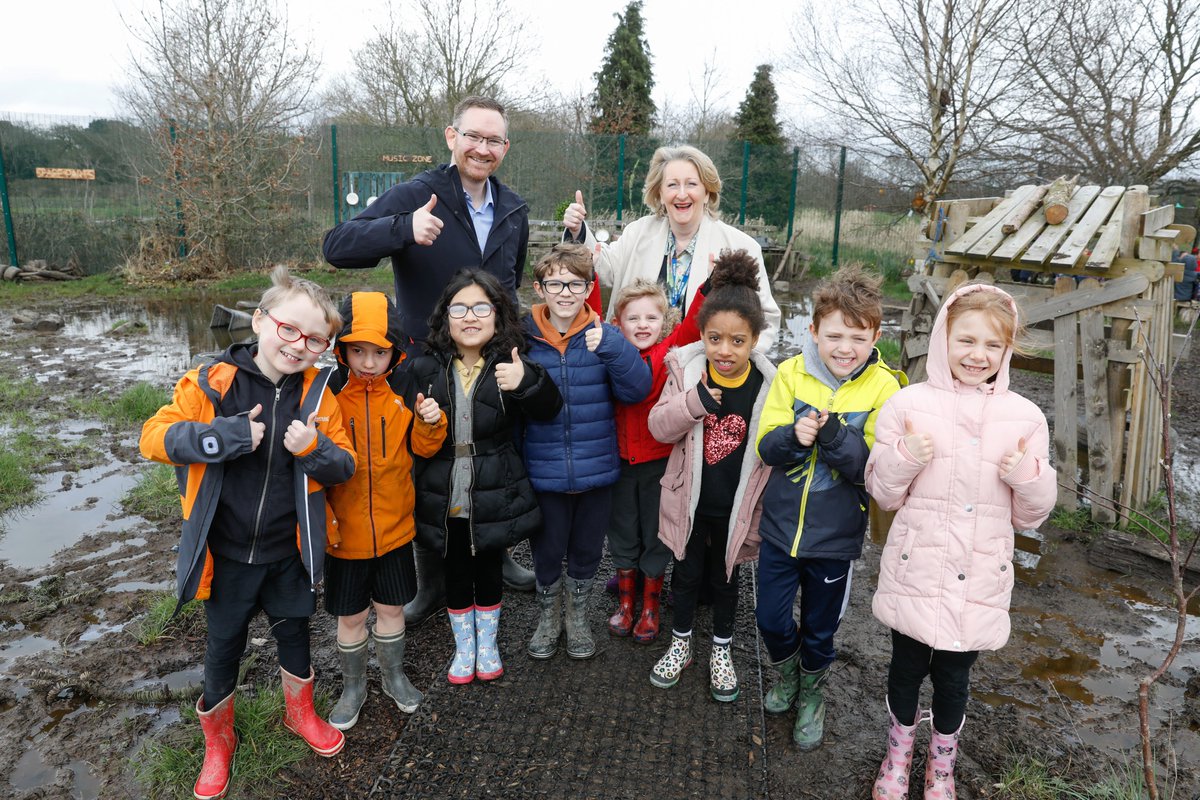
[0,287,1197,799]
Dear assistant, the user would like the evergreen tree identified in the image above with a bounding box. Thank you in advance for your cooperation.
[590,1,656,135]
[734,65,784,145]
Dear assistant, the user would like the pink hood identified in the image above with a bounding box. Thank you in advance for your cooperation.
[864,283,1056,652]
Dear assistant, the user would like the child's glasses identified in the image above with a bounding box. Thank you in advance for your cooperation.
[539,279,591,295]
[259,310,332,353]
[447,302,495,319]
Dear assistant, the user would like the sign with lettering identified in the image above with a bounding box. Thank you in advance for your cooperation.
[36,167,96,180]
[381,154,433,164]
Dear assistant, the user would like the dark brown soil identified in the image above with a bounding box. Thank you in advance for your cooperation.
[0,292,1196,800]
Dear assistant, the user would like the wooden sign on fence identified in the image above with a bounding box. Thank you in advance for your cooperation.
[35,167,95,180]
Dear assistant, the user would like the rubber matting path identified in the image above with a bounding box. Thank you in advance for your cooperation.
[369,566,769,799]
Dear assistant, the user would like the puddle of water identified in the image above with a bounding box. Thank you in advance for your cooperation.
[110,579,172,593]
[11,746,53,791]
[0,634,58,671]
[0,464,141,570]
[78,620,127,642]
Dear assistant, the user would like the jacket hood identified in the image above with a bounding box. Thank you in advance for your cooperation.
[927,282,1016,394]
[336,292,406,370]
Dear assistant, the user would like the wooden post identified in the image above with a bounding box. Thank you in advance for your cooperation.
[1078,277,1115,524]
[1053,277,1079,509]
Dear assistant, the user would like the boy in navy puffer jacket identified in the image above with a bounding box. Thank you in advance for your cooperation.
[520,243,651,661]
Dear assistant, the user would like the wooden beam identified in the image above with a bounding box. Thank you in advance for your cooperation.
[945,184,1037,256]
[1140,204,1176,236]
[1021,274,1149,325]
[1118,186,1149,258]
[1053,276,1079,510]
[1078,277,1115,523]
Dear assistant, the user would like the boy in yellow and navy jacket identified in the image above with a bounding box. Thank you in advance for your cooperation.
[752,265,904,751]
[323,291,447,729]
[140,266,355,800]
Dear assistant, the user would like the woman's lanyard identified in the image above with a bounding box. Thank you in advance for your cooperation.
[664,230,696,311]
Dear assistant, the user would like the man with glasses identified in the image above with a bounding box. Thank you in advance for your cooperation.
[323,95,528,353]
[322,96,534,617]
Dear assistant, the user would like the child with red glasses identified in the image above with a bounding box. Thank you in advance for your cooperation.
[141,266,355,800]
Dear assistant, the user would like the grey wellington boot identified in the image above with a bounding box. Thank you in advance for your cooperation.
[564,576,597,659]
[403,540,446,628]
[527,579,562,659]
[374,629,422,713]
[328,637,368,731]
[501,549,536,592]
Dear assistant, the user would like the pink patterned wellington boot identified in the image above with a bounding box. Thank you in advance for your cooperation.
[873,698,927,800]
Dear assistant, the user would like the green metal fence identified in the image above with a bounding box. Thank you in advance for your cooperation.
[0,112,920,277]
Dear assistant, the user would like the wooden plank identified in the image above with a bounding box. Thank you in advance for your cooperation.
[1119,186,1149,258]
[946,184,1037,255]
[1021,274,1149,325]
[1002,185,1050,234]
[1141,204,1176,236]
[1021,185,1102,264]
[1086,190,1135,270]
[1137,235,1175,262]
[1087,530,1200,580]
[1108,314,1133,489]
[1053,276,1079,509]
[992,208,1049,261]
[1078,277,1115,524]
[1050,186,1125,269]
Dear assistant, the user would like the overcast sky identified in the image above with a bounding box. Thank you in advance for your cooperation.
[0,0,798,123]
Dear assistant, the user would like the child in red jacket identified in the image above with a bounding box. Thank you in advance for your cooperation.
[605,258,723,643]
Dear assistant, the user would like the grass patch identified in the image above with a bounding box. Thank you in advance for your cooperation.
[130,590,202,646]
[1127,492,1195,544]
[134,676,333,798]
[1049,505,1105,533]
[123,464,181,523]
[877,336,901,366]
[992,755,1144,798]
[0,272,132,303]
[0,374,41,419]
[103,383,171,428]
[0,450,38,513]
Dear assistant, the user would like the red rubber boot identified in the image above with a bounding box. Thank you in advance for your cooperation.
[607,568,637,636]
[193,692,236,800]
[632,574,664,643]
[280,667,345,757]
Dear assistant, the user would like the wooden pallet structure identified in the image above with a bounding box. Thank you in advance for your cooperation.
[901,184,1193,525]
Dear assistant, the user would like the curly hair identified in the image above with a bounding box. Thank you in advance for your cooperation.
[697,249,766,335]
[812,263,883,332]
[424,269,525,361]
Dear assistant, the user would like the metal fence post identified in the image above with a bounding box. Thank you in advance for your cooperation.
[330,124,340,225]
[616,134,626,222]
[739,141,750,225]
[0,139,17,268]
[831,145,846,269]
[786,145,799,240]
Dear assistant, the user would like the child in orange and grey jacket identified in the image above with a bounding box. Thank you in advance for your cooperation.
[140,266,354,800]
[323,292,447,730]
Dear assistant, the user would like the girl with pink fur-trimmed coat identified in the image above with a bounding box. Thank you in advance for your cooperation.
[864,283,1055,800]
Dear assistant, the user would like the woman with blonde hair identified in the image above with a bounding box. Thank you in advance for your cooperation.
[562,145,780,352]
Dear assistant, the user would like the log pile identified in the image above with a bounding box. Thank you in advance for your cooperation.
[1,259,85,282]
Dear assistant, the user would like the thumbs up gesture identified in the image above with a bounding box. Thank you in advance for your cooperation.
[902,418,934,465]
[1000,437,1027,477]
[495,347,526,392]
[585,317,604,351]
[564,189,587,238]
[415,391,442,425]
[284,410,320,455]
[700,371,722,406]
[794,409,821,447]
[246,403,265,450]
[413,194,444,246]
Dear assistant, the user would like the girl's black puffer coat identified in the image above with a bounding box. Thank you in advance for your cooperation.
[406,350,562,554]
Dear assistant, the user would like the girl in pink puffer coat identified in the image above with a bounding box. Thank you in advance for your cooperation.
[864,284,1055,800]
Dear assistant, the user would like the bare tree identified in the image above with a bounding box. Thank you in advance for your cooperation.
[119,0,319,274]
[788,0,1023,213]
[1010,0,1200,184]
[656,52,735,147]
[325,0,535,128]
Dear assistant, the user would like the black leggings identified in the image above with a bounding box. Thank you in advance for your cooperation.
[204,615,309,709]
[670,513,740,640]
[887,629,978,734]
[443,518,504,609]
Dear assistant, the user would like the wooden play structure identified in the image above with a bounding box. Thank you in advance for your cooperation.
[900,183,1192,525]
